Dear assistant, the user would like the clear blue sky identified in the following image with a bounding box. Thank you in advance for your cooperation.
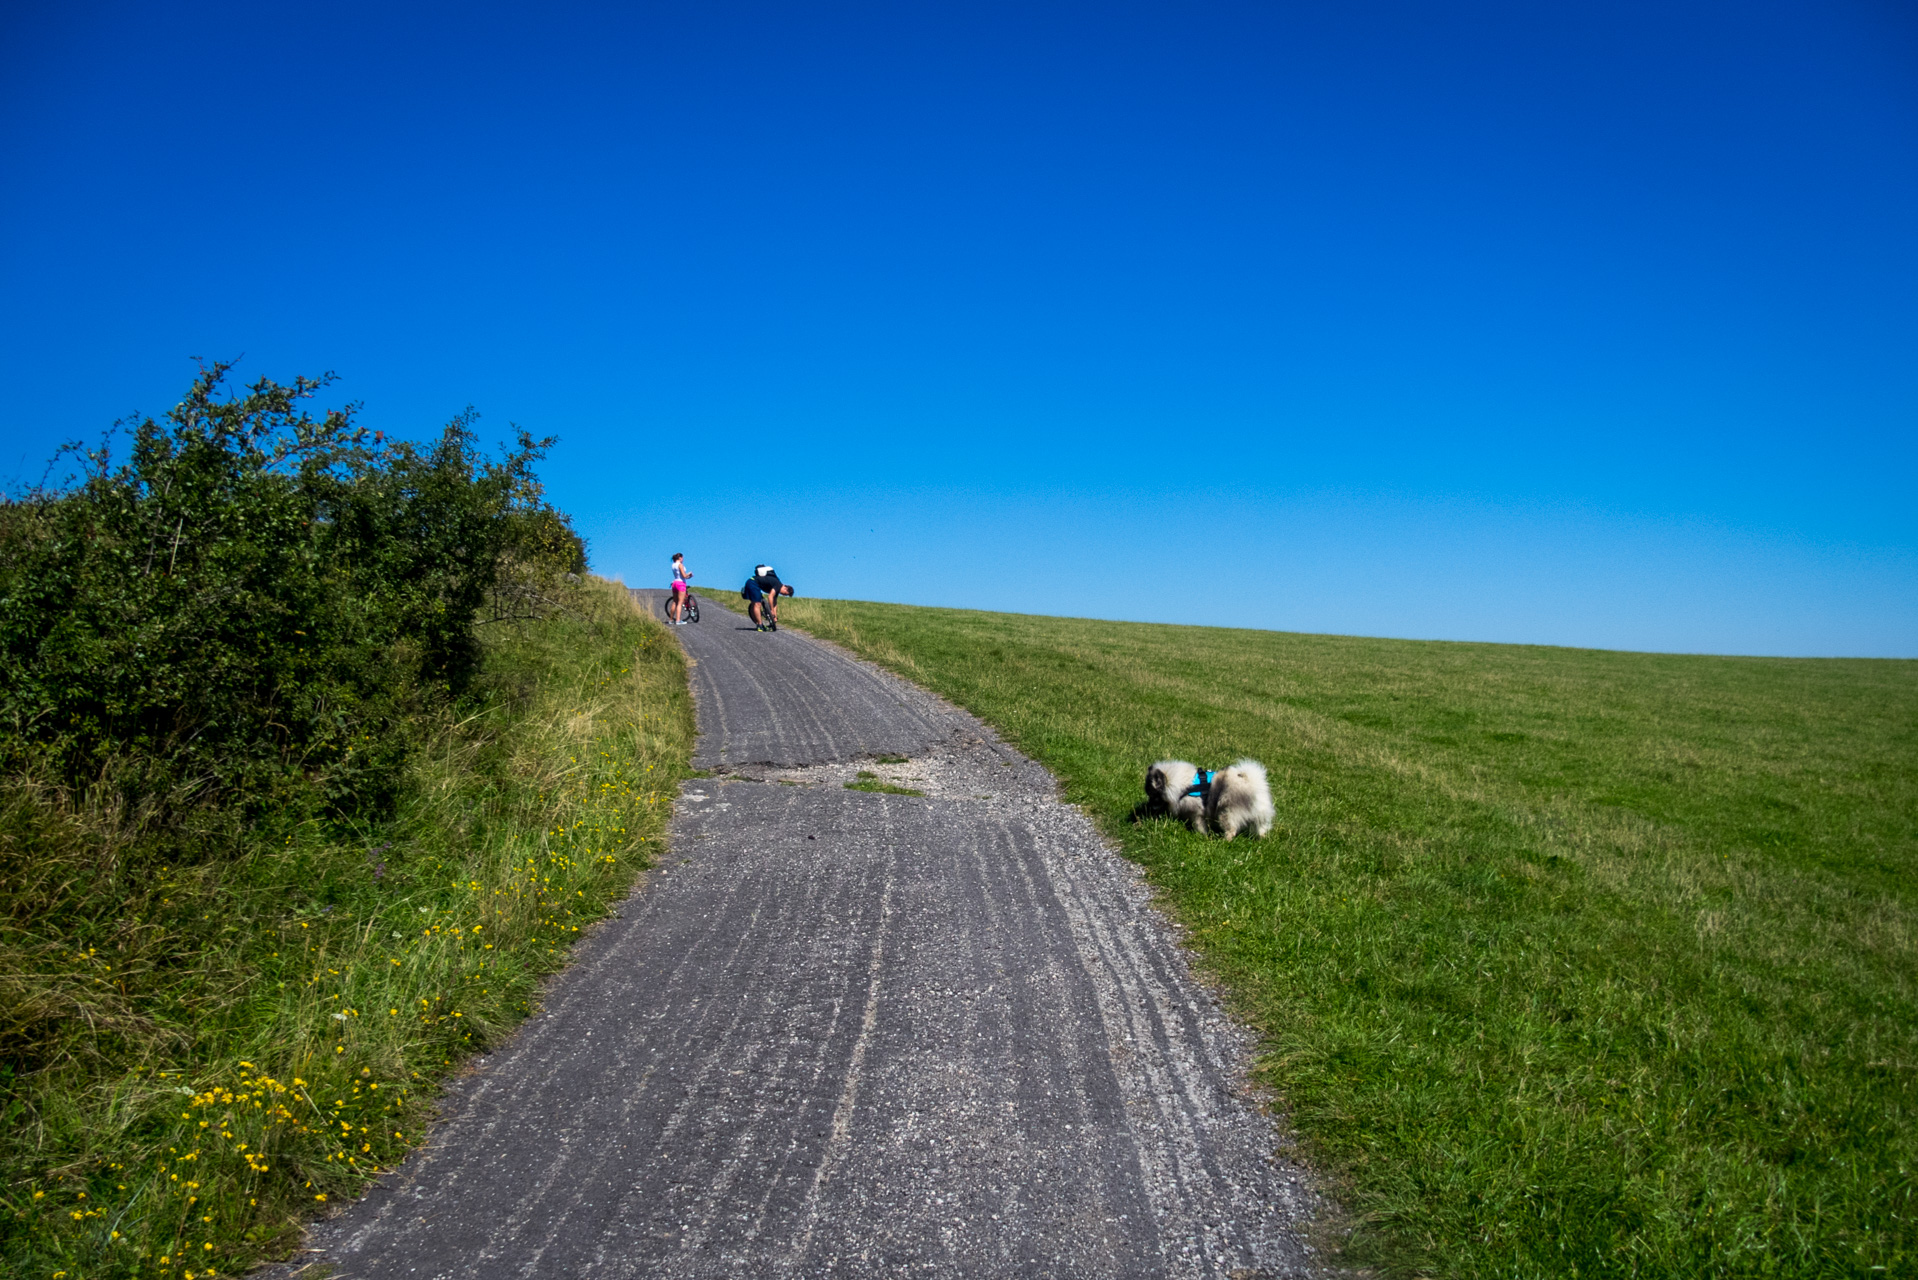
[3,0,1914,655]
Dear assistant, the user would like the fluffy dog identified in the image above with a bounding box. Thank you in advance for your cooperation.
[1143,760,1209,832]
[1204,758,1274,840]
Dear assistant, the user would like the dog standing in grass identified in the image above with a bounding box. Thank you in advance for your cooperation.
[1144,758,1274,838]
[1145,760,1211,832]
[1205,758,1274,839]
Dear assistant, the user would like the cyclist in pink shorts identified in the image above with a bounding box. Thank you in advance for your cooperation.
[667,553,693,624]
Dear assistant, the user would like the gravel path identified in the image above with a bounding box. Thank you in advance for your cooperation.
[277,592,1327,1278]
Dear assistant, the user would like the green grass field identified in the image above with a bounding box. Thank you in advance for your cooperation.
[4,580,696,1280]
[767,595,1916,1278]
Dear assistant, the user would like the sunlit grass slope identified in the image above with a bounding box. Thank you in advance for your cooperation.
[4,579,695,1279]
[772,594,1916,1279]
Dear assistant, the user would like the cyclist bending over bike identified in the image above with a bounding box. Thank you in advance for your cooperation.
[743,565,794,631]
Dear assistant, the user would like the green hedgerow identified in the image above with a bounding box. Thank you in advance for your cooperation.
[0,361,581,824]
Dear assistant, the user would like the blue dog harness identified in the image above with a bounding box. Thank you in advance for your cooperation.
[1183,770,1213,799]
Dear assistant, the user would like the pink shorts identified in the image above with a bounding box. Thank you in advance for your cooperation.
[671,580,689,594]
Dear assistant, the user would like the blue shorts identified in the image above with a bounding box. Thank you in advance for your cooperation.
[743,581,766,604]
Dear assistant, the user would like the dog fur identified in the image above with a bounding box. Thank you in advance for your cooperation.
[1143,760,1208,832]
[1204,758,1274,840]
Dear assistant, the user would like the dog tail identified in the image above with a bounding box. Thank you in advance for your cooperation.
[1229,757,1267,783]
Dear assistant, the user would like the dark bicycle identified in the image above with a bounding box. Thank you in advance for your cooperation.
[666,590,700,625]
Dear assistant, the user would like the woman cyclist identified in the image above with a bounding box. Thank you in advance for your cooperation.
[668,553,694,624]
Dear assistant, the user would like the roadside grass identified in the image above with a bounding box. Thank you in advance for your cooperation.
[2,579,695,1280]
[769,595,1916,1279]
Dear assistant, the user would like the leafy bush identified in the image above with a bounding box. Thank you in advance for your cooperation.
[0,363,588,1080]
[0,362,581,823]
[0,368,662,1280]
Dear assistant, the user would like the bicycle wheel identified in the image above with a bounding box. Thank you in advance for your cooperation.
[686,595,700,623]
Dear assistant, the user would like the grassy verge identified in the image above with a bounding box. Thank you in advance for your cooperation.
[3,578,695,1280]
[767,595,1916,1278]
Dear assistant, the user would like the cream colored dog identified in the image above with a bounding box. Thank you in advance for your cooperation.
[1204,758,1274,840]
[1144,760,1209,832]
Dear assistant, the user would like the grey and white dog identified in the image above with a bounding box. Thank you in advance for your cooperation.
[1144,759,1211,832]
[1205,758,1274,840]
[1144,758,1274,838]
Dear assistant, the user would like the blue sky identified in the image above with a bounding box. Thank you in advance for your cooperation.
[3,0,1914,655]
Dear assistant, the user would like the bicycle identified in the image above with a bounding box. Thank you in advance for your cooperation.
[665,588,700,625]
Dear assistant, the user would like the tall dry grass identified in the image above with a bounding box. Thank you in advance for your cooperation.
[3,579,694,1280]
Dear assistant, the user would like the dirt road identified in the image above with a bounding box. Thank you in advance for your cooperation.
[281,592,1324,1278]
